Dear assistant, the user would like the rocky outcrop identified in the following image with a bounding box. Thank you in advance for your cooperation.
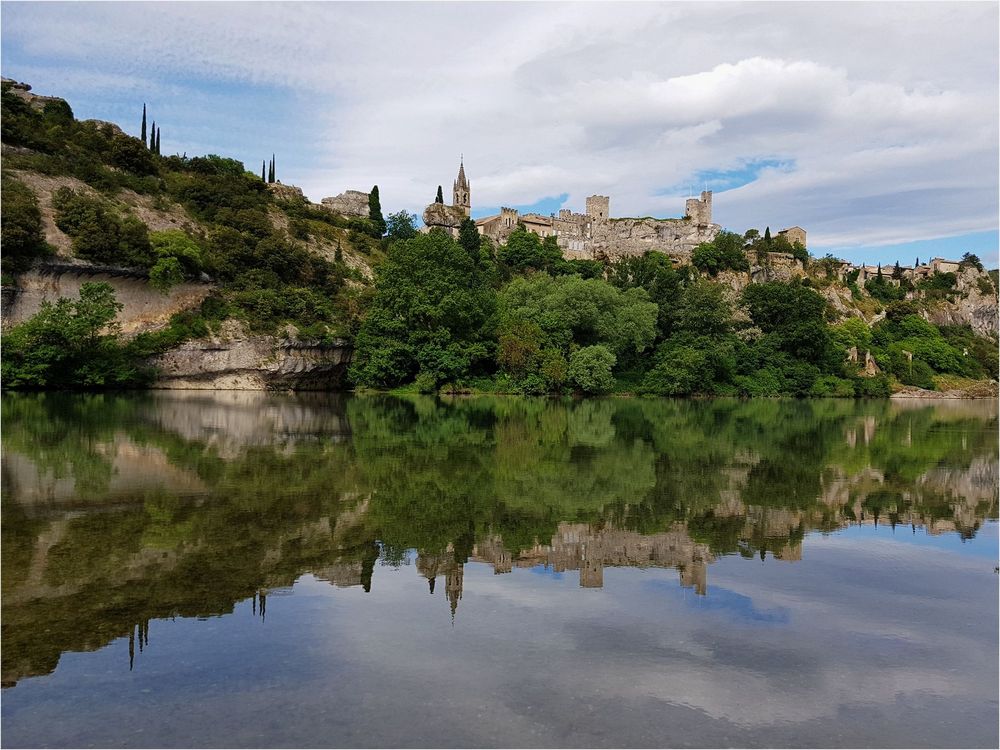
[1,78,69,112]
[149,322,352,390]
[923,267,998,338]
[2,262,214,336]
[422,202,466,233]
[321,190,370,218]
[267,183,305,201]
[589,217,719,264]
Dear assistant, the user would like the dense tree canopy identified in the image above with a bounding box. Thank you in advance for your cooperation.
[350,231,496,389]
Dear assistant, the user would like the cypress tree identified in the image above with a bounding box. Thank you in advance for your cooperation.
[763,226,772,247]
[877,263,883,280]
[368,185,385,236]
[155,127,161,155]
[149,121,155,150]
[141,104,147,142]
[268,154,275,183]
[458,217,481,264]
[262,160,267,182]
[435,185,444,204]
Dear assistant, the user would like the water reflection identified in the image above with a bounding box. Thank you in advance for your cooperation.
[2,392,996,690]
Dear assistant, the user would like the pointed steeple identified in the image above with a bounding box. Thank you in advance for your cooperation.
[453,156,470,215]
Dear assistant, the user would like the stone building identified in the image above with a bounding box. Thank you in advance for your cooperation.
[777,226,807,247]
[423,160,722,264]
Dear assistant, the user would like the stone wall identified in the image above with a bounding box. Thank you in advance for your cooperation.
[1,264,214,336]
[586,216,720,264]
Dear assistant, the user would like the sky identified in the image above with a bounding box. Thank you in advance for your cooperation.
[2,1,998,267]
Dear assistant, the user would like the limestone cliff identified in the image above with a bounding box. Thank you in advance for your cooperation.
[149,322,352,390]
[923,267,998,338]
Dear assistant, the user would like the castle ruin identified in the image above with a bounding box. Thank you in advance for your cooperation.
[422,160,722,264]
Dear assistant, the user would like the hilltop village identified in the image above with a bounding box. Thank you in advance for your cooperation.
[2,78,997,397]
[329,159,968,287]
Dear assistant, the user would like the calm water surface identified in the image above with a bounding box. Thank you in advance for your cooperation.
[2,392,997,748]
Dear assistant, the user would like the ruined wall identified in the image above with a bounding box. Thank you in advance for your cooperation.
[2,265,214,336]
[585,217,721,264]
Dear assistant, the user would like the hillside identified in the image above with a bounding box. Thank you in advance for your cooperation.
[1,78,997,395]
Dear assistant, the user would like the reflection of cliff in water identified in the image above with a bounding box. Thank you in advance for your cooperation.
[2,392,996,687]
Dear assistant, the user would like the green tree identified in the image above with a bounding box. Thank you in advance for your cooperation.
[1,173,51,274]
[140,103,146,142]
[368,185,386,236]
[350,231,495,388]
[691,231,749,275]
[498,226,561,272]
[608,252,682,340]
[155,127,161,156]
[458,217,481,264]
[435,185,444,204]
[149,256,184,293]
[568,345,616,394]
[959,252,983,272]
[497,273,657,361]
[149,120,155,150]
[385,211,418,243]
[1,283,145,388]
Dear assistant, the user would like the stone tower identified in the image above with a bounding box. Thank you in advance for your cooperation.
[453,158,470,217]
[586,195,610,221]
[685,190,713,226]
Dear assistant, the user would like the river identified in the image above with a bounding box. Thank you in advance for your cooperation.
[2,392,997,748]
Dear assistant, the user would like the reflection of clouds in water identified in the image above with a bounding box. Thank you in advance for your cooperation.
[311,537,996,742]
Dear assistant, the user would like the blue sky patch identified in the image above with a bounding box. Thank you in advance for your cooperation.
[472,194,570,221]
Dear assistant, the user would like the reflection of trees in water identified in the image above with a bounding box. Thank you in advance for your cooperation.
[1,392,996,686]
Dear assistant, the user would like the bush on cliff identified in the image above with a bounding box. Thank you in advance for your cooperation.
[1,282,148,388]
[691,231,749,276]
[1,172,52,274]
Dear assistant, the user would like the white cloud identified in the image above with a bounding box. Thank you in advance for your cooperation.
[2,2,997,250]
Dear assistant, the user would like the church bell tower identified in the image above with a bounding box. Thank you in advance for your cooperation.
[453,157,470,216]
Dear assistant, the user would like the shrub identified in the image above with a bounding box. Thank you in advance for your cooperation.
[691,231,749,275]
[1,172,51,273]
[52,187,153,267]
[1,282,147,388]
[568,345,616,394]
[149,256,184,293]
[853,374,892,398]
[809,375,856,397]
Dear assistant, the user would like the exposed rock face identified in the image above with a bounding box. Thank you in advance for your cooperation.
[588,217,720,264]
[266,183,305,201]
[321,190,370,218]
[923,267,998,338]
[149,322,352,390]
[1,78,69,112]
[422,202,466,235]
[2,263,214,336]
